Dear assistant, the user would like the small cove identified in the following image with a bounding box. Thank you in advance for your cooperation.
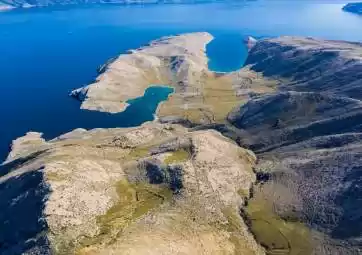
[125,86,174,122]
[1,85,173,162]
[207,32,249,72]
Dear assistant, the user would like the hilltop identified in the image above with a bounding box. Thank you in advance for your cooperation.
[1,122,262,254]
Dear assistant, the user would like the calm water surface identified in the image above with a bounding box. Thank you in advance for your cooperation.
[0,1,362,161]
[125,86,174,122]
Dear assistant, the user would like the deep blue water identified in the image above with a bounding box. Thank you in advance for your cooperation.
[207,33,248,72]
[0,1,362,162]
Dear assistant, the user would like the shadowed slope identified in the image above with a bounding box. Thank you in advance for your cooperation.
[0,169,50,255]
[228,91,362,152]
[246,37,362,100]
[227,37,362,254]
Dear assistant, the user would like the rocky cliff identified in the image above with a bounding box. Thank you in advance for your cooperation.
[343,2,362,14]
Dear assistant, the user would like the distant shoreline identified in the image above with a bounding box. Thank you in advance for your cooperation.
[0,1,247,12]
[342,2,362,15]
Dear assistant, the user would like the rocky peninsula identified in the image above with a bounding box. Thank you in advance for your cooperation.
[71,32,276,124]
[2,33,362,255]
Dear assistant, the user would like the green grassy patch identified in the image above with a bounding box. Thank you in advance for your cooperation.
[46,171,66,182]
[244,196,312,255]
[77,179,172,250]
[237,188,249,199]
[221,207,254,255]
[164,149,190,164]
[222,207,243,233]
[128,147,150,159]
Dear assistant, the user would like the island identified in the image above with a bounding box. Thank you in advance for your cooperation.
[343,2,362,14]
[2,33,362,255]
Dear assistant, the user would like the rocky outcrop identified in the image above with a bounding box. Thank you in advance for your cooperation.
[226,37,362,254]
[0,122,261,254]
[343,2,362,14]
[244,36,257,51]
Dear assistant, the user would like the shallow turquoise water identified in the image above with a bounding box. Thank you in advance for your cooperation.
[125,86,174,121]
[0,1,362,161]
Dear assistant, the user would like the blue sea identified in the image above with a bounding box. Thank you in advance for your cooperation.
[0,1,362,162]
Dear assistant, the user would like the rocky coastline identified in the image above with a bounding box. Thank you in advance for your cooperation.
[71,32,276,124]
[2,33,362,254]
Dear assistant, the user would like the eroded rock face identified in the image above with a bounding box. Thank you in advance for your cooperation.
[0,122,261,255]
[245,36,257,51]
